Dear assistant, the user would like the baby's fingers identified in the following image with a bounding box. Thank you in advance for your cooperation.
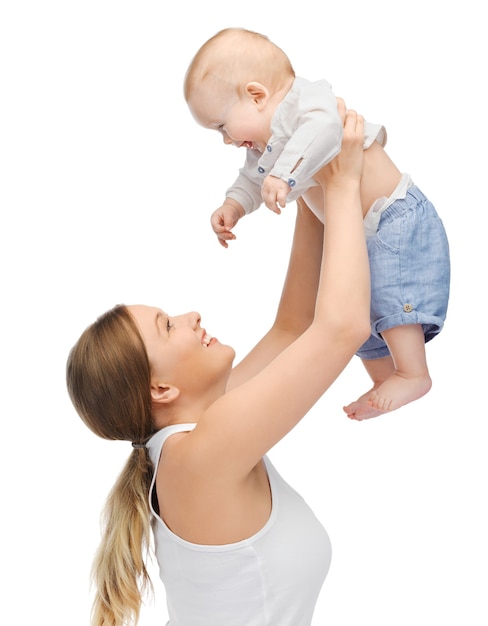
[217,231,236,248]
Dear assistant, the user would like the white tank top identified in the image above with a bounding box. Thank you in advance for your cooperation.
[146,423,332,625]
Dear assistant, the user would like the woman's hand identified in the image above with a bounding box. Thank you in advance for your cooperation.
[315,98,364,191]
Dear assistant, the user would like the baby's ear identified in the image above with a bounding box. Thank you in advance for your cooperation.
[245,82,269,108]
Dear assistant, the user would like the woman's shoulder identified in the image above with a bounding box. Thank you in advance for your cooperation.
[146,423,197,467]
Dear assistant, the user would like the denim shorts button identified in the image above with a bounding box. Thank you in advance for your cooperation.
[403,303,413,313]
[258,166,265,174]
[287,178,296,187]
[266,145,272,152]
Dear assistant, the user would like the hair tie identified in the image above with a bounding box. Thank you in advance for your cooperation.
[132,441,146,449]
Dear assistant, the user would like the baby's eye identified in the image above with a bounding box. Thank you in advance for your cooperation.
[166,319,174,331]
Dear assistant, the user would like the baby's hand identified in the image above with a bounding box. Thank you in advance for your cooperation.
[210,200,245,248]
[261,175,290,214]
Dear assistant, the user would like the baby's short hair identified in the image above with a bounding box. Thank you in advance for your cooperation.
[184,27,295,100]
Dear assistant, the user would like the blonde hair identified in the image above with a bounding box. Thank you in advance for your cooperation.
[184,27,295,101]
[66,305,158,626]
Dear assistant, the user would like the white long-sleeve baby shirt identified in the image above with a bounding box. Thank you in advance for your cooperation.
[226,76,386,214]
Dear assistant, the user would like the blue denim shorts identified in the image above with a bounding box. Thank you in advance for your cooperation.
[356,186,450,360]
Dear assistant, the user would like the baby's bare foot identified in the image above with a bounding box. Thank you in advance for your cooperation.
[344,372,432,420]
[343,387,385,420]
[343,399,385,420]
[367,372,432,415]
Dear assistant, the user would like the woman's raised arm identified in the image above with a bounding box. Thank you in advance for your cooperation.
[227,198,323,390]
[194,107,371,475]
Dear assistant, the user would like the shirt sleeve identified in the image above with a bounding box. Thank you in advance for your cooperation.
[225,149,264,215]
[269,79,343,188]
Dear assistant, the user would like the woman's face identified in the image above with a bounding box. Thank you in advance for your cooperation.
[128,305,235,395]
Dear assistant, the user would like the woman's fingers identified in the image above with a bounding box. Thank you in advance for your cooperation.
[336,97,347,122]
[343,109,364,146]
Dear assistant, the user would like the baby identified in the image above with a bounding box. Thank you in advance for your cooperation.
[184,27,450,420]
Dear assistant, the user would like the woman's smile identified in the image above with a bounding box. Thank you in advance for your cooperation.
[202,330,216,347]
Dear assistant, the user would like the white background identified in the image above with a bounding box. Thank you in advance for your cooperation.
[1,1,486,624]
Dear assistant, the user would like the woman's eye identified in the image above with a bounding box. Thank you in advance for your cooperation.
[166,319,173,331]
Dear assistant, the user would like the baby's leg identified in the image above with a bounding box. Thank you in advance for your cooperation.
[346,324,431,420]
[366,324,431,414]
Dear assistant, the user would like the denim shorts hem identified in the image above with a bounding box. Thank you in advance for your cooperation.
[375,312,445,338]
[356,344,391,360]
[356,313,445,360]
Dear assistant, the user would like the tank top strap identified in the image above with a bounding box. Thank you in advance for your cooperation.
[146,423,197,518]
[146,423,197,469]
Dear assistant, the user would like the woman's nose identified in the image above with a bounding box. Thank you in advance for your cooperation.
[172,312,200,329]
[222,133,233,145]
[186,311,201,328]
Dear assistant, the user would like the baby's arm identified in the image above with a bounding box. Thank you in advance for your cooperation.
[211,150,264,247]
[271,109,343,194]
[210,199,246,248]
[266,81,343,211]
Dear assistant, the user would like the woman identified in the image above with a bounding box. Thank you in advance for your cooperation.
[67,104,370,626]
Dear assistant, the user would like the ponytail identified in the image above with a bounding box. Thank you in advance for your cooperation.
[91,448,154,626]
[66,305,158,625]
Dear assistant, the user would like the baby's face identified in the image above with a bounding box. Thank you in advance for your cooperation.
[187,84,273,153]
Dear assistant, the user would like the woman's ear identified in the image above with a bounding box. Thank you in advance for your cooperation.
[151,383,180,405]
[245,82,269,109]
